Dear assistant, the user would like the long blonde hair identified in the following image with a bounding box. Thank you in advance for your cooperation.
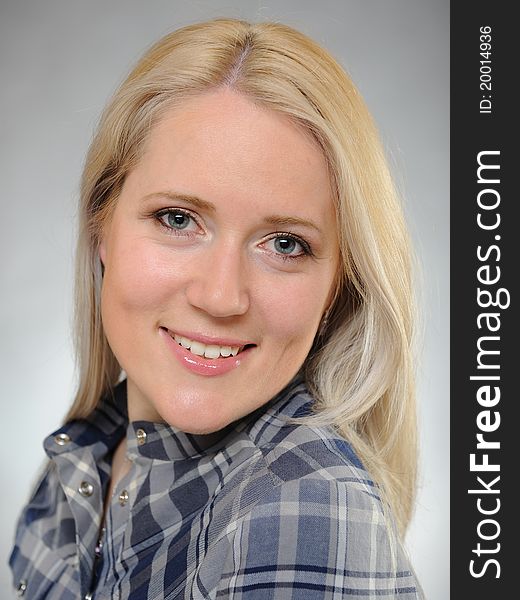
[68,18,417,536]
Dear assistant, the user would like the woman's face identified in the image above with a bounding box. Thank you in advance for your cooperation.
[99,89,340,433]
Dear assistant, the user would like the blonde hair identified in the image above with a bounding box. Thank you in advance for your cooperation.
[68,18,417,536]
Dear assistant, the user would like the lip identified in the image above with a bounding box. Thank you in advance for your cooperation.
[166,328,254,348]
[159,327,255,377]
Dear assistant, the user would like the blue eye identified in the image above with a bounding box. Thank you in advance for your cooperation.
[166,211,191,229]
[266,233,313,261]
[155,208,198,233]
[274,236,298,255]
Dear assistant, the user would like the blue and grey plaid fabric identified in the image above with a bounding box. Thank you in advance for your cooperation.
[10,377,422,599]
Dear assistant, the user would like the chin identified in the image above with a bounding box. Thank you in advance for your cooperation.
[155,389,242,435]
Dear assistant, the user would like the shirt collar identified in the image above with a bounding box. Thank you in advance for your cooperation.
[45,373,309,462]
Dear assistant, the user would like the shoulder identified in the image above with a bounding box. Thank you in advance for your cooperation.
[248,403,382,508]
[213,437,422,598]
[244,424,392,561]
[237,381,389,527]
[222,405,423,597]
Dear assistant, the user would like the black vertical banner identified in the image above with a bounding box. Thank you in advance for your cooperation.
[451,3,516,598]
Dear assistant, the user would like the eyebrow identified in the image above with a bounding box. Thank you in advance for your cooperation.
[144,191,323,233]
[143,191,215,213]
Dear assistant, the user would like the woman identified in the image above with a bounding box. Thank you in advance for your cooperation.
[10,18,422,599]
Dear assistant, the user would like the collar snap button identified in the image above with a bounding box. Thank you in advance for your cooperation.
[78,481,94,497]
[136,428,147,445]
[17,580,27,596]
[54,433,71,446]
[119,489,129,506]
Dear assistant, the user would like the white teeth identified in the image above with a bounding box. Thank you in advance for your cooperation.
[171,332,245,359]
[204,345,221,359]
[189,341,206,356]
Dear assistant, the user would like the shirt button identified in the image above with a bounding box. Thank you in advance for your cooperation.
[119,489,129,506]
[16,580,27,596]
[136,428,147,445]
[54,433,71,446]
[78,481,94,497]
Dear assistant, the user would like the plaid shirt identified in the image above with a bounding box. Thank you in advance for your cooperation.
[10,377,423,599]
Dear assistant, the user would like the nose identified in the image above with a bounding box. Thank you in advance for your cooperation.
[185,241,250,318]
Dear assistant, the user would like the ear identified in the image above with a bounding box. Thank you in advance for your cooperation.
[98,239,106,266]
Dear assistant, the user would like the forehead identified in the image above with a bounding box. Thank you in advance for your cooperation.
[127,88,334,220]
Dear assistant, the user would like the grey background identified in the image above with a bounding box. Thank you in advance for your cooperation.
[0,1,449,598]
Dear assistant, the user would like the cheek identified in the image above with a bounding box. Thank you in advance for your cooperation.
[256,275,327,343]
[102,238,184,317]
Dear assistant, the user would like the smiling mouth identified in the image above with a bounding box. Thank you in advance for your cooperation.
[161,328,255,360]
